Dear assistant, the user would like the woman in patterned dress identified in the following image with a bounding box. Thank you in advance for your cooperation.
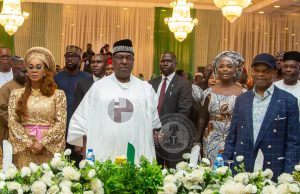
[197,51,246,163]
[8,47,67,169]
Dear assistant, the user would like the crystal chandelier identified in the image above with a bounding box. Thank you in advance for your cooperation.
[214,0,251,23]
[164,0,198,42]
[0,0,29,36]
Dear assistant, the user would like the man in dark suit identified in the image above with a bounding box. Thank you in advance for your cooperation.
[149,51,193,168]
[224,53,300,179]
[74,53,107,110]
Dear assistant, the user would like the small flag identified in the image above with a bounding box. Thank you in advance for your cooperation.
[127,143,135,164]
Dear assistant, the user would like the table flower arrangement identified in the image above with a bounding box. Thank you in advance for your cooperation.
[0,150,299,194]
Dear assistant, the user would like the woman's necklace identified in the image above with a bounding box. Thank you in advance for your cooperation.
[31,88,41,96]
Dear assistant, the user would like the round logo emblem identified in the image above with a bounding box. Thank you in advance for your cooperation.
[156,114,196,161]
[108,98,134,123]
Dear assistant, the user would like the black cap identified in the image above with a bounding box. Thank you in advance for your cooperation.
[252,53,276,69]
[112,39,134,56]
[283,51,300,63]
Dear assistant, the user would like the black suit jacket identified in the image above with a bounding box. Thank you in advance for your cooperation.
[149,74,193,118]
[73,76,94,111]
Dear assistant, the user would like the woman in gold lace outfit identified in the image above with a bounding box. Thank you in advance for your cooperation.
[8,47,67,169]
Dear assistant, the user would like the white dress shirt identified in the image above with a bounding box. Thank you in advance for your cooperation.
[157,72,175,97]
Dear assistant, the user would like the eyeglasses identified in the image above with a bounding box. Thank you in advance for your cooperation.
[27,65,47,71]
[64,54,80,59]
[0,55,12,60]
[114,55,134,62]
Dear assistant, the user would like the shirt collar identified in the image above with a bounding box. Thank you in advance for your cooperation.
[162,72,175,82]
[253,84,275,97]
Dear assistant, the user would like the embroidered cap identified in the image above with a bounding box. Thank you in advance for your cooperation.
[65,45,82,57]
[112,39,134,56]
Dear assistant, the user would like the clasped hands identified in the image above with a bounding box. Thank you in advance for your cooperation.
[29,140,44,154]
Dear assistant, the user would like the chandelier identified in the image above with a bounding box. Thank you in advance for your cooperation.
[164,0,198,42]
[0,0,29,36]
[214,0,251,23]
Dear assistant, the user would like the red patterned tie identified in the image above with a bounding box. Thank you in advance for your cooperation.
[157,78,167,114]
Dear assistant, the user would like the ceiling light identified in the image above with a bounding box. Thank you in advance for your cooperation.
[214,0,252,23]
[164,0,198,42]
[259,11,264,14]
[274,5,280,8]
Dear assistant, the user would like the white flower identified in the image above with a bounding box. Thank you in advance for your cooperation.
[201,158,211,166]
[295,165,300,172]
[5,166,18,179]
[91,178,104,194]
[189,185,202,190]
[219,180,245,194]
[164,174,176,184]
[0,172,6,180]
[21,167,31,178]
[54,153,61,158]
[64,149,72,156]
[191,169,205,183]
[276,183,289,194]
[62,166,81,181]
[250,171,259,179]
[79,160,87,169]
[47,185,60,194]
[174,170,186,182]
[83,191,94,194]
[7,181,21,191]
[59,180,72,189]
[0,181,6,189]
[288,183,300,193]
[201,189,214,194]
[42,163,50,171]
[22,185,30,192]
[162,169,168,176]
[60,185,73,194]
[236,155,244,162]
[278,173,294,184]
[234,172,249,184]
[29,162,39,173]
[88,169,96,179]
[51,157,65,170]
[262,185,277,194]
[86,160,94,166]
[216,166,228,175]
[262,169,273,179]
[182,153,191,160]
[31,181,47,194]
[176,161,189,170]
[244,184,257,193]
[41,171,54,187]
[163,182,178,194]
[17,188,23,194]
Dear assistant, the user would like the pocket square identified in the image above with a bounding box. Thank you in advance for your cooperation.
[274,115,286,120]
[278,157,285,160]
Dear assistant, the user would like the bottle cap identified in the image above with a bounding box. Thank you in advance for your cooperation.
[88,148,93,152]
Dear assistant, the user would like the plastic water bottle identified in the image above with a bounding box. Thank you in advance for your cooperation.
[214,153,224,170]
[86,149,95,162]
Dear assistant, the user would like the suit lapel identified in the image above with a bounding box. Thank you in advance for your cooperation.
[245,91,254,144]
[153,77,162,92]
[254,87,280,150]
[162,75,177,106]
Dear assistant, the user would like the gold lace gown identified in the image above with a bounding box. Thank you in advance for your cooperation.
[8,88,67,169]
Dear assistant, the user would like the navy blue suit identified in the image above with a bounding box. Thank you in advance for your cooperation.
[224,86,300,179]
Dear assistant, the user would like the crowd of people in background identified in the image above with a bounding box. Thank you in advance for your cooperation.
[0,39,299,180]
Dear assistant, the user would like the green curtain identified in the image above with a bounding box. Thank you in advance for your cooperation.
[0,2,15,54]
[153,7,195,76]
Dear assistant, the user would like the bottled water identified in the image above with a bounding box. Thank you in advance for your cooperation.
[86,148,95,162]
[214,153,224,170]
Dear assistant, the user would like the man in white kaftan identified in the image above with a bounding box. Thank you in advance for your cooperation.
[67,39,161,164]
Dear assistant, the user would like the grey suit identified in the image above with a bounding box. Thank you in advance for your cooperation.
[149,74,193,167]
[73,76,94,111]
[149,74,193,118]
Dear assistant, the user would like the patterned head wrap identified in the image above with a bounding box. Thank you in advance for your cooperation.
[24,47,56,72]
[212,51,245,78]
[275,50,285,58]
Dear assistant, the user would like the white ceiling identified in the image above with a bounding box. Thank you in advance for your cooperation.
[25,0,300,14]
